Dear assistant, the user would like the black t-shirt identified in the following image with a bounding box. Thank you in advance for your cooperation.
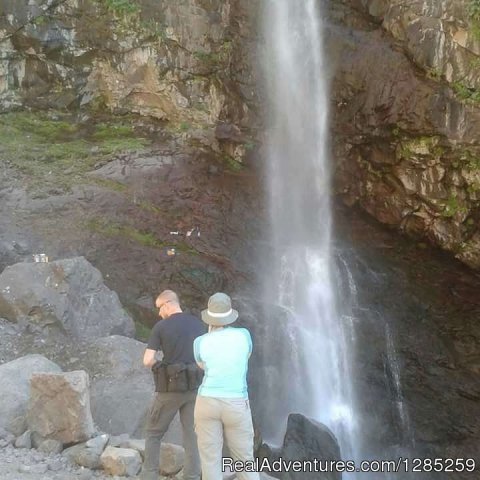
[147,312,206,364]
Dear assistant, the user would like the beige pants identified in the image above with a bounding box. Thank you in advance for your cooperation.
[194,396,260,480]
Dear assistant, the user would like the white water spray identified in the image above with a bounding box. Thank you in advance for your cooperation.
[259,0,359,460]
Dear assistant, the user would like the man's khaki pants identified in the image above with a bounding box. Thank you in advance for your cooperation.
[194,396,260,480]
[141,391,201,480]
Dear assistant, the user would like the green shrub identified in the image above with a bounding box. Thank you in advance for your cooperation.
[469,0,480,20]
[452,80,480,103]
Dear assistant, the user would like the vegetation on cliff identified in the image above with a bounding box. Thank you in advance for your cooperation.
[0,111,149,192]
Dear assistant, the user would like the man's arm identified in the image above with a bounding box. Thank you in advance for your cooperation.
[143,348,157,368]
[144,323,162,368]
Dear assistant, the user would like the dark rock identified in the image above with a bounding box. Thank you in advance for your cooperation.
[282,414,341,480]
[215,123,246,143]
[256,443,282,479]
[258,414,341,480]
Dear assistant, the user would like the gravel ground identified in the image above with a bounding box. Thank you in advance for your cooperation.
[0,445,275,480]
[0,444,143,480]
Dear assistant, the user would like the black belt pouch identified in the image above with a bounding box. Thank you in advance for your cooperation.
[166,363,188,392]
[152,361,168,392]
[187,364,204,390]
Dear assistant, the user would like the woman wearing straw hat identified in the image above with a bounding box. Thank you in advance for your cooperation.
[193,292,259,480]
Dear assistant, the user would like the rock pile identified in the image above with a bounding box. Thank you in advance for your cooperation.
[0,258,155,437]
[0,355,186,478]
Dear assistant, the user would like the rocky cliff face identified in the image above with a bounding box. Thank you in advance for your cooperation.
[4,0,480,270]
[329,0,480,269]
[0,0,258,161]
[0,0,262,324]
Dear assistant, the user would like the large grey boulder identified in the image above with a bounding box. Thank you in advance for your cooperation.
[0,257,135,340]
[27,370,95,444]
[0,354,62,435]
[82,336,155,437]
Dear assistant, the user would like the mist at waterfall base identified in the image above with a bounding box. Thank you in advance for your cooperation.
[250,0,415,477]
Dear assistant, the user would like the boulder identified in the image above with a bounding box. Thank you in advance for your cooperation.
[0,354,62,435]
[38,439,63,454]
[281,414,341,480]
[115,437,183,474]
[159,443,185,476]
[63,442,87,464]
[27,370,95,444]
[86,434,110,452]
[119,438,145,458]
[90,375,152,437]
[63,434,109,469]
[259,414,341,480]
[0,257,135,340]
[14,430,31,449]
[109,433,131,448]
[84,336,154,437]
[100,446,142,477]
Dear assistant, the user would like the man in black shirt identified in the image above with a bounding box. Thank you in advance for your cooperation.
[141,290,205,480]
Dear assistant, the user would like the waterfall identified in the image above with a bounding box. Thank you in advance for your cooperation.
[258,0,359,460]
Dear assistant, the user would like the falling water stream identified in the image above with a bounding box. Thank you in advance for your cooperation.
[260,0,359,462]
[255,3,417,477]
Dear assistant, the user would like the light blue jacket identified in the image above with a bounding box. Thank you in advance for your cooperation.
[193,327,252,398]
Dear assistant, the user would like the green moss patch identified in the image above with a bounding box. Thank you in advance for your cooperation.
[0,111,149,192]
[442,194,468,218]
[452,80,480,103]
[91,178,129,192]
[469,0,480,39]
[222,154,243,172]
[102,0,140,15]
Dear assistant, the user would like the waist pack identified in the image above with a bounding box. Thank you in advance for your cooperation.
[152,362,204,393]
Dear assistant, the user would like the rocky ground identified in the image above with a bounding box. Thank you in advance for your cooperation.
[0,444,140,480]
[0,444,275,480]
